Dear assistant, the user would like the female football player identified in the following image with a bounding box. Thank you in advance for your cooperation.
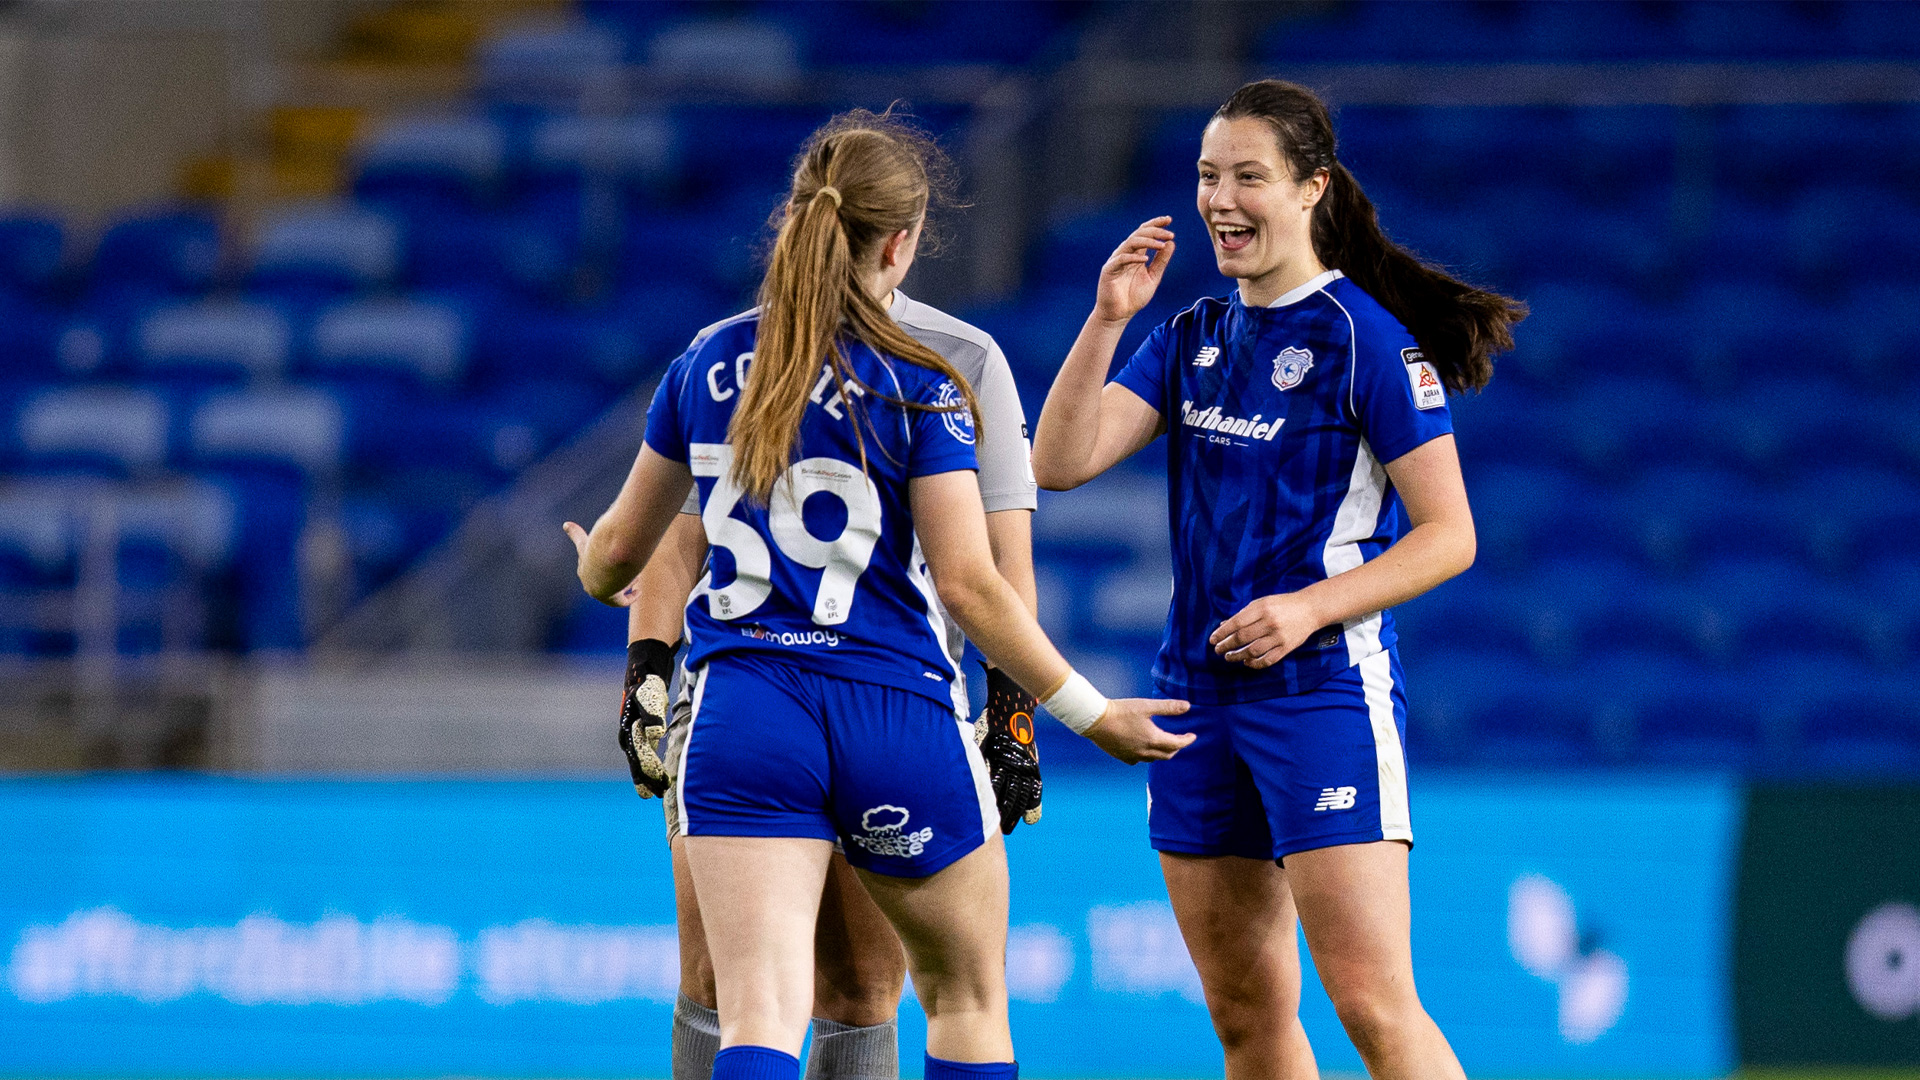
[616,169,1051,1080]
[566,109,1191,1080]
[1031,80,1525,1080]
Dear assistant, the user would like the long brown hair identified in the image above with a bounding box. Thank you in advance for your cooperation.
[1215,79,1526,392]
[728,108,981,502]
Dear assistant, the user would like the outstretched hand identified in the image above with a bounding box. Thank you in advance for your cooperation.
[562,521,639,607]
[1093,217,1176,325]
[1083,696,1194,764]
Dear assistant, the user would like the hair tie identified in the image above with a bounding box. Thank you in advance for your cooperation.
[816,186,842,208]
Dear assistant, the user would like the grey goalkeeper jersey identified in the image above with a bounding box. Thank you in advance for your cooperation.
[676,289,1037,514]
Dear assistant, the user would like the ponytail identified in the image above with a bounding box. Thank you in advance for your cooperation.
[729,110,981,503]
[1216,80,1526,393]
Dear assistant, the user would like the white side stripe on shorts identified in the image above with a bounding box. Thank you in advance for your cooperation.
[955,718,998,844]
[1358,651,1412,842]
[674,664,708,838]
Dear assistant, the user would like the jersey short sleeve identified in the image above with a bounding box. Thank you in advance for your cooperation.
[972,339,1038,513]
[643,355,693,463]
[906,376,980,478]
[1349,332,1452,465]
[1111,323,1173,414]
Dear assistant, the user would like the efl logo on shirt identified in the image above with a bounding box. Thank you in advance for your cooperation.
[1403,348,1445,410]
[1192,346,1221,368]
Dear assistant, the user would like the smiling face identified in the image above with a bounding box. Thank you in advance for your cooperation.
[1197,116,1329,305]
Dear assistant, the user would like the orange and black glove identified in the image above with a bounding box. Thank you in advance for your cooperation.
[974,666,1042,834]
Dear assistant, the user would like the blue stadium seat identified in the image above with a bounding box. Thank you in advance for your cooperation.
[479,19,629,106]
[1689,555,1865,666]
[189,388,346,480]
[527,114,676,192]
[1033,474,1168,567]
[646,17,801,93]
[354,115,508,216]
[765,0,1076,66]
[1677,0,1848,58]
[1398,647,1533,764]
[1628,678,1785,772]
[471,299,642,387]
[1788,184,1920,288]
[0,484,76,588]
[1533,555,1713,663]
[248,203,401,298]
[549,588,629,653]
[0,293,69,378]
[308,298,468,387]
[89,208,219,299]
[134,300,291,384]
[15,386,169,478]
[1799,692,1920,776]
[0,214,65,296]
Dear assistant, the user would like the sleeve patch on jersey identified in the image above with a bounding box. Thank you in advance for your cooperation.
[1407,358,1445,410]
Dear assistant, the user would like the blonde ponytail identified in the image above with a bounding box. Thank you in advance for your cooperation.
[727,109,980,503]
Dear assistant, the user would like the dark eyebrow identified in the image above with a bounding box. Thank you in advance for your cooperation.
[1195,158,1274,172]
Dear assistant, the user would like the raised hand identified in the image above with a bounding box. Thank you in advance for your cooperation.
[1093,217,1176,325]
[1083,696,1194,764]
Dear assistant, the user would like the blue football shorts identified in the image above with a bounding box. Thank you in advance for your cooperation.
[672,653,998,878]
[1147,648,1414,862]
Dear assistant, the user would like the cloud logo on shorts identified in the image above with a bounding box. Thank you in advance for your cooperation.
[852,804,932,859]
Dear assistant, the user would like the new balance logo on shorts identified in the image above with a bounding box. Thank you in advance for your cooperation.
[1314,786,1357,812]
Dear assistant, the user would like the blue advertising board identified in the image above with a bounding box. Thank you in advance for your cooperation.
[0,772,1737,1077]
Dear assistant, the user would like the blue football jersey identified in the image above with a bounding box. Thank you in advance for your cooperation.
[1111,270,1454,704]
[644,312,980,713]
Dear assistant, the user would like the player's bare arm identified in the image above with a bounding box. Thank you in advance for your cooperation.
[565,444,696,604]
[909,469,1192,764]
[629,512,709,645]
[1032,219,1174,490]
[1211,434,1476,668]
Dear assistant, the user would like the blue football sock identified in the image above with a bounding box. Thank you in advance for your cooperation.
[923,1054,1016,1080]
[714,1045,801,1080]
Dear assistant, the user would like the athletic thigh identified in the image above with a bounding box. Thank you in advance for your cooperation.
[814,851,908,1025]
[672,835,717,1007]
[821,677,996,879]
[1283,840,1417,1006]
[683,835,835,1055]
[1234,650,1413,862]
[854,835,1009,999]
[1160,853,1304,1013]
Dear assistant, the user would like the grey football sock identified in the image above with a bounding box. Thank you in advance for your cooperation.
[803,1016,899,1080]
[672,992,722,1080]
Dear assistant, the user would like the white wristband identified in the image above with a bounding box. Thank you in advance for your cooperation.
[1042,671,1108,735]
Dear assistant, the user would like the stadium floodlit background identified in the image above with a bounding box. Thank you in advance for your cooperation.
[1,0,1918,1075]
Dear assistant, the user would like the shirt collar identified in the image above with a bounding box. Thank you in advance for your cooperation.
[1242,269,1344,310]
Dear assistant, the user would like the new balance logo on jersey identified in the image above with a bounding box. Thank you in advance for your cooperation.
[1192,346,1221,368]
[1314,786,1357,812]
[1181,400,1284,441]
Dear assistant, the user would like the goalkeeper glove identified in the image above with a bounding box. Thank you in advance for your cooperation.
[619,638,676,799]
[974,666,1042,833]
